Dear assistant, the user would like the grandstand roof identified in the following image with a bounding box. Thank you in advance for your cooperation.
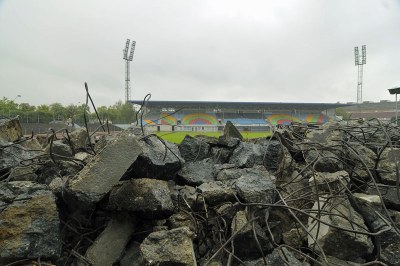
[129,100,349,111]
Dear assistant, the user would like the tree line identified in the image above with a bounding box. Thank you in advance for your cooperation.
[0,97,137,124]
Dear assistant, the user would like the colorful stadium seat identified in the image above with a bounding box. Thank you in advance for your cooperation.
[267,114,301,125]
[160,113,177,125]
[181,113,218,125]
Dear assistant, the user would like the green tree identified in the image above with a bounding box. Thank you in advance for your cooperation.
[50,103,66,121]
[0,97,19,117]
[18,103,36,123]
[35,104,52,123]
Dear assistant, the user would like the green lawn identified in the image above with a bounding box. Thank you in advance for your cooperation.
[156,131,272,144]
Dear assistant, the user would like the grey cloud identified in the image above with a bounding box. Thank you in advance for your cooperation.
[0,0,399,106]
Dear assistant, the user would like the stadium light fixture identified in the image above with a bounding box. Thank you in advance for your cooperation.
[123,39,136,103]
[123,39,130,60]
[354,45,366,104]
[129,41,136,61]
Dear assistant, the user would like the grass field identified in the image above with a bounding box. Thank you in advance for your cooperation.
[156,131,272,144]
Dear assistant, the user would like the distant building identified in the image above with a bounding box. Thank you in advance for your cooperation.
[342,101,396,122]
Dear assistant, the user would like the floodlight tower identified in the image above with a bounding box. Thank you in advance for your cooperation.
[354,45,366,104]
[123,39,136,103]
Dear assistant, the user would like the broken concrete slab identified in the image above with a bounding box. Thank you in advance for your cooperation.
[177,158,216,185]
[368,184,400,211]
[85,214,136,266]
[44,140,74,158]
[350,193,400,265]
[210,146,233,164]
[377,148,400,185]
[68,127,89,151]
[346,142,376,180]
[74,151,93,163]
[231,210,273,260]
[120,241,142,266]
[229,142,266,168]
[131,135,184,179]
[108,178,174,213]
[197,181,235,205]
[308,197,374,261]
[222,120,243,141]
[321,256,363,266]
[282,228,307,250]
[179,134,210,162]
[305,122,343,144]
[217,136,241,148]
[140,226,197,266]
[0,143,43,172]
[303,148,344,173]
[19,137,43,150]
[235,171,276,204]
[216,165,269,182]
[309,170,350,193]
[216,166,244,181]
[65,132,142,207]
[257,139,285,173]
[170,184,201,210]
[168,212,196,232]
[381,241,400,266]
[244,247,309,266]
[0,117,23,145]
[0,181,61,263]
[37,160,82,185]
[7,166,38,182]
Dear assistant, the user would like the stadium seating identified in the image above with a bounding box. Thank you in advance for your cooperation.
[143,119,156,126]
[266,114,301,125]
[227,118,268,125]
[143,111,329,127]
[160,113,177,125]
[266,114,329,125]
[301,114,329,124]
[181,113,218,125]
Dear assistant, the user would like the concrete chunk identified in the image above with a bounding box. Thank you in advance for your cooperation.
[0,117,23,145]
[229,142,266,168]
[108,178,174,213]
[231,210,273,259]
[308,197,373,261]
[66,133,142,206]
[378,148,400,185]
[197,181,235,205]
[235,172,276,204]
[140,227,197,266]
[0,181,61,263]
[179,135,210,162]
[86,214,136,266]
[131,135,184,179]
[177,158,216,185]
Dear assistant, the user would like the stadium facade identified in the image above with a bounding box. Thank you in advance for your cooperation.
[130,100,347,132]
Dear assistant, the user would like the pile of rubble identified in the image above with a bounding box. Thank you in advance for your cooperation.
[1,117,400,265]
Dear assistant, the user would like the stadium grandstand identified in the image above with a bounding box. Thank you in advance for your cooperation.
[130,100,347,132]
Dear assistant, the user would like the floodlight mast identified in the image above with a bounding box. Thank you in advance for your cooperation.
[123,39,136,103]
[354,45,366,104]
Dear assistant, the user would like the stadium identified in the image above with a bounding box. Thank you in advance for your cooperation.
[129,100,347,132]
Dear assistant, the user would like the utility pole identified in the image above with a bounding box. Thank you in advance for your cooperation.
[123,39,136,103]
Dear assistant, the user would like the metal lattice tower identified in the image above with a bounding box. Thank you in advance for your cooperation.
[354,45,366,104]
[123,39,136,103]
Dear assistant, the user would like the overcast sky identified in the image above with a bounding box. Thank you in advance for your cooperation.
[1,0,399,107]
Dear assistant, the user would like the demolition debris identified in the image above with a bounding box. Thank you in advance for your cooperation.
[1,116,400,265]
